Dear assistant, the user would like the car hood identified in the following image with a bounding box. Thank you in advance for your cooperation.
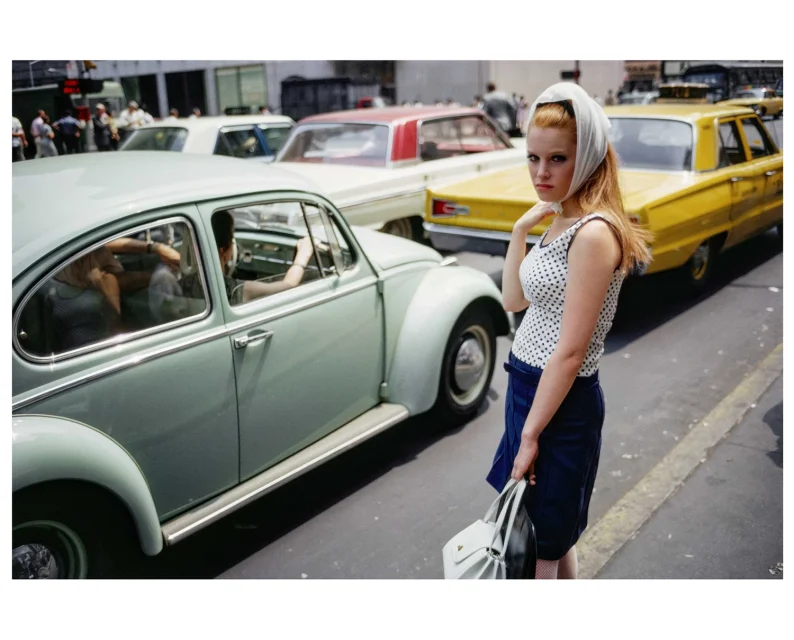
[430,165,696,212]
[351,226,442,271]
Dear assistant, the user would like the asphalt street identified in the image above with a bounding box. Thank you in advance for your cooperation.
[598,374,783,579]
[138,212,783,579]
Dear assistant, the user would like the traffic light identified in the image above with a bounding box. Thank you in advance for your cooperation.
[83,60,97,71]
[560,69,581,81]
[59,78,104,95]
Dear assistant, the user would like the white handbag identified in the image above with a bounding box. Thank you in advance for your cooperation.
[442,478,535,579]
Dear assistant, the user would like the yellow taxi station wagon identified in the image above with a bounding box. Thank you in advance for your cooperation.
[424,103,783,290]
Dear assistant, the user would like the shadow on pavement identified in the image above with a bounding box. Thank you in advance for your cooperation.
[764,401,783,469]
[605,229,782,354]
[141,401,495,579]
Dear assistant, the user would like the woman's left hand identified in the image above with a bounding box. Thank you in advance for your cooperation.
[511,435,539,484]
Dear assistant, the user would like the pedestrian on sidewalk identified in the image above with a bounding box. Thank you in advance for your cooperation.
[12,116,28,162]
[487,82,652,579]
[92,104,112,152]
[53,110,83,154]
[37,115,59,157]
[31,110,46,158]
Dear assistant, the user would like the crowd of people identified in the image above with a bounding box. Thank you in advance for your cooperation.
[12,100,206,161]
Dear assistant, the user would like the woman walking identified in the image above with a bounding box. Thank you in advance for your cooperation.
[486,82,652,579]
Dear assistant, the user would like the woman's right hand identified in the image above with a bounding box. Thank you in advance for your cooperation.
[513,201,556,234]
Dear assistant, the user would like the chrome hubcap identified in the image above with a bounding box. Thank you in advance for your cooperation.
[12,543,60,579]
[451,325,491,406]
[12,521,88,579]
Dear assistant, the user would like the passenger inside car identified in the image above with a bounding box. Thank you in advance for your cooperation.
[180,211,315,306]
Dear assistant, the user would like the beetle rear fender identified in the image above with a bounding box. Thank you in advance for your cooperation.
[386,265,508,415]
[12,414,163,556]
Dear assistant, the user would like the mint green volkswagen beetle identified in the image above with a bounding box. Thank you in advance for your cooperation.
[12,152,510,578]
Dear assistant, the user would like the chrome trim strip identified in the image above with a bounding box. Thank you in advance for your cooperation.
[377,262,436,281]
[222,276,378,335]
[162,403,411,544]
[338,187,425,209]
[12,324,229,412]
[424,222,542,245]
[14,277,379,411]
[440,256,458,266]
[13,215,213,365]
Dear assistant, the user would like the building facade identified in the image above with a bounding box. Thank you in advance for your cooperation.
[16,60,628,119]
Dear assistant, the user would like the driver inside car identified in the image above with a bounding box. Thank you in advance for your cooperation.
[181,210,315,306]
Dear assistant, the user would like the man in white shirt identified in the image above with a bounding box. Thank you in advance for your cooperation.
[12,116,28,162]
[30,110,45,158]
[116,101,147,141]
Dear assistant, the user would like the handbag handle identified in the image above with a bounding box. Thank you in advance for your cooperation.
[484,478,518,523]
[492,479,527,550]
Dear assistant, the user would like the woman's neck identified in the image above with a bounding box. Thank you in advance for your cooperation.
[559,198,584,220]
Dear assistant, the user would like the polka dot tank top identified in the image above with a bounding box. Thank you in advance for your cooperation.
[511,213,624,377]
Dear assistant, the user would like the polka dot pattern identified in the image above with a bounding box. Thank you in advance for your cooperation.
[511,213,624,377]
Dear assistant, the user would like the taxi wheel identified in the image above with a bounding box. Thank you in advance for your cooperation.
[680,238,717,292]
[431,305,496,429]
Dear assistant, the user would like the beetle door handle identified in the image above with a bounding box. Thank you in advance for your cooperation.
[765,170,778,177]
[730,176,745,182]
[234,329,274,349]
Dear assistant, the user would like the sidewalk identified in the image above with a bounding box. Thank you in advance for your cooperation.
[596,374,783,579]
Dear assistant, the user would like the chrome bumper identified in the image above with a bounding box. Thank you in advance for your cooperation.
[424,222,542,257]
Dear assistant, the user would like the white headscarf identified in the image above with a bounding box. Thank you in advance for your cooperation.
[526,82,612,213]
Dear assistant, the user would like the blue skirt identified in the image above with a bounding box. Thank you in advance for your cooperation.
[486,352,605,561]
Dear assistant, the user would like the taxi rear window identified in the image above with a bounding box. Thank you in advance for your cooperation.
[608,118,694,171]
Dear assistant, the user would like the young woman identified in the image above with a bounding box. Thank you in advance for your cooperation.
[485,83,652,579]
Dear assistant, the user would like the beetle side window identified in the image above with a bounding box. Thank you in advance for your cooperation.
[739,117,777,159]
[717,121,748,167]
[303,203,356,272]
[213,201,338,306]
[15,220,209,360]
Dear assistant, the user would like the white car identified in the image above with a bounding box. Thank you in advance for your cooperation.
[119,115,295,162]
[274,106,527,240]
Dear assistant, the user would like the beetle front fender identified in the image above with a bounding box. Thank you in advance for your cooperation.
[12,414,163,556]
[386,265,508,415]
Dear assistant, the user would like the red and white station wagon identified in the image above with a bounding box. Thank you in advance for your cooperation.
[274,106,525,240]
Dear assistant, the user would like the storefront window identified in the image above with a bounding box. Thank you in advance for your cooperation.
[216,65,267,115]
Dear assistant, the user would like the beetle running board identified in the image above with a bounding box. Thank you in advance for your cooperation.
[161,403,410,545]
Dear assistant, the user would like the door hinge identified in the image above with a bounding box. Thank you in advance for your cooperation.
[379,382,389,401]
[376,279,385,294]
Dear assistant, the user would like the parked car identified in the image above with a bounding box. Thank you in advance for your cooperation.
[618,90,659,105]
[721,87,783,119]
[119,115,295,161]
[273,106,527,241]
[12,152,510,578]
[425,103,783,290]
